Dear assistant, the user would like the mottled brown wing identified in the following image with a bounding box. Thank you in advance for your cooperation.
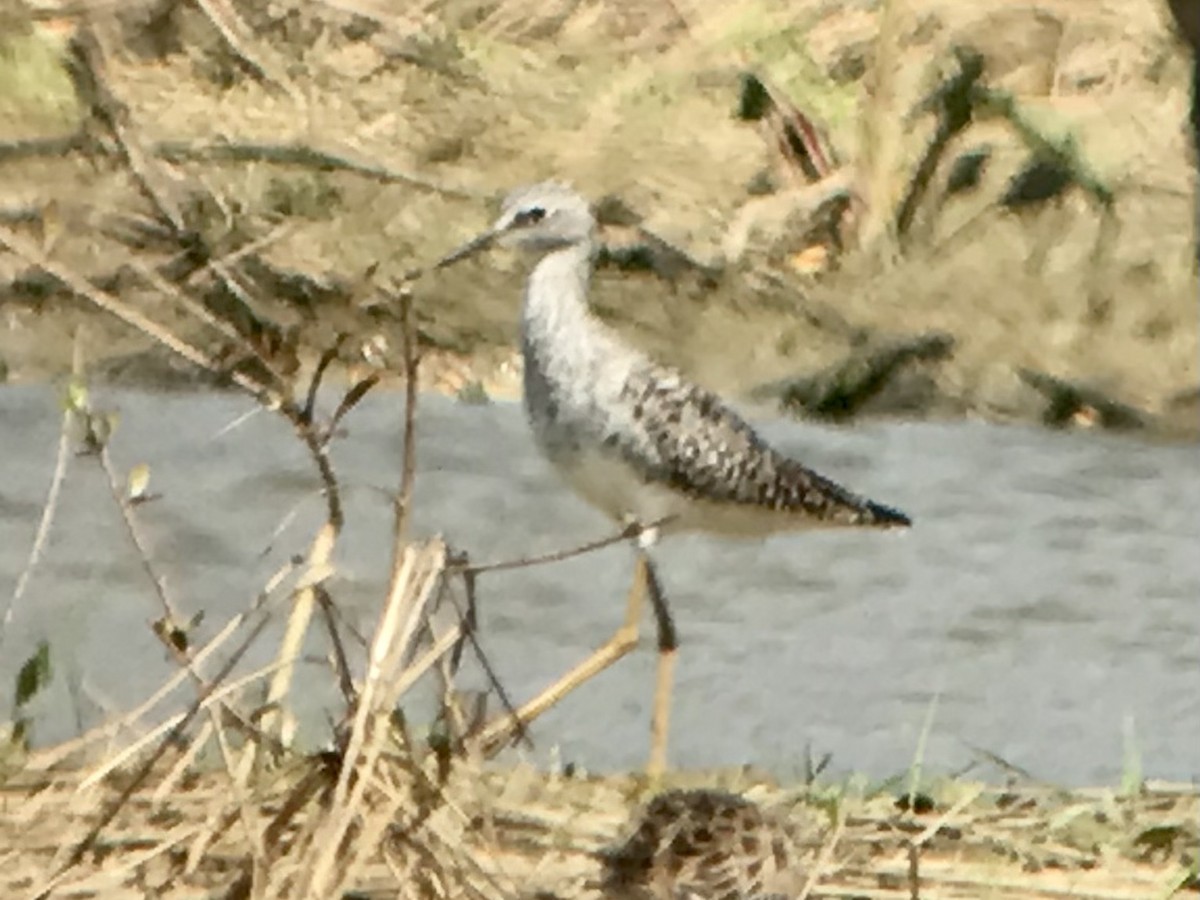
[615,364,910,528]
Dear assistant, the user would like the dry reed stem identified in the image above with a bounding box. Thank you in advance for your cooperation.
[67,24,186,233]
[261,521,338,747]
[209,705,268,870]
[93,436,275,836]
[189,0,300,99]
[797,800,846,900]
[1,756,1192,898]
[53,821,203,896]
[906,784,984,852]
[152,718,213,803]
[0,336,76,648]
[332,541,446,813]
[0,225,275,400]
[129,258,292,391]
[0,224,347,537]
[19,557,298,777]
[77,655,295,793]
[33,601,283,895]
[391,622,464,698]
[305,539,448,897]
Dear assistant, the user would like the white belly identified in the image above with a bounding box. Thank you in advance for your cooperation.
[553,446,683,526]
[548,445,823,538]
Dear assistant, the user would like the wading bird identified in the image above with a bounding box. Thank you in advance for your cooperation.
[432,182,910,776]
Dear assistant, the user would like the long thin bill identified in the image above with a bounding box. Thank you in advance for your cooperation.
[434,230,496,270]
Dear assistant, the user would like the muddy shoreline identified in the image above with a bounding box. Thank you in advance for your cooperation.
[1,1,1196,440]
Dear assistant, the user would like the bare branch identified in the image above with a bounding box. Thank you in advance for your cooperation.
[66,25,186,232]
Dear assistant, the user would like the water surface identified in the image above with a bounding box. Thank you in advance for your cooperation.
[1,384,1196,785]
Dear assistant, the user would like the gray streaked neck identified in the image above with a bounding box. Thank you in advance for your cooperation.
[522,240,595,337]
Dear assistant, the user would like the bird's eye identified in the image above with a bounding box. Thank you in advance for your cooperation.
[513,207,546,227]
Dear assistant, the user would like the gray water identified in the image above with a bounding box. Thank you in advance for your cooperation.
[1,383,1197,786]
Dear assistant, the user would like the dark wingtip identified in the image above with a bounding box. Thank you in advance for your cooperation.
[866,500,912,528]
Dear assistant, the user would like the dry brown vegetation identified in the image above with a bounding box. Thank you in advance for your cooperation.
[2,1,1200,897]
[0,0,1196,431]
[3,753,1198,898]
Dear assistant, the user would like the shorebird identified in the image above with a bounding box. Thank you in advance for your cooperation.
[598,788,812,900]
[432,182,910,775]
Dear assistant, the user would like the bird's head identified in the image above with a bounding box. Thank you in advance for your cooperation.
[434,181,595,270]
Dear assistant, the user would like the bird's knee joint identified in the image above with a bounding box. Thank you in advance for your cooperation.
[614,624,640,650]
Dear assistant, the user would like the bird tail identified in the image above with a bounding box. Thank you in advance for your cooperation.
[859,498,911,528]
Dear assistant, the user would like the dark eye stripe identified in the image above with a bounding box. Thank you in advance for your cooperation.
[514,207,546,226]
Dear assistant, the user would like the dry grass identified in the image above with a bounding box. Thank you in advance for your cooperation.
[2,742,1197,897]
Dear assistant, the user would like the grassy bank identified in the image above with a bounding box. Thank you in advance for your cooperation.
[0,0,1196,434]
[2,747,1197,898]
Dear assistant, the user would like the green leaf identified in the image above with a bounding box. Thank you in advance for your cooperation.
[14,640,51,710]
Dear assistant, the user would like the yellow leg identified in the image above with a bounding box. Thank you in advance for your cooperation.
[642,557,678,780]
[647,646,676,779]
[475,555,650,756]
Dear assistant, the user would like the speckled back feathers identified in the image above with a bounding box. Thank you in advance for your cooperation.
[598,789,808,900]
[614,364,910,528]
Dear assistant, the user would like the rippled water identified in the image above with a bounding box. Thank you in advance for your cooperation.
[1,383,1197,785]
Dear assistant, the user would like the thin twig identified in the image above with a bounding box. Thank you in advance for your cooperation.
[0,134,479,198]
[154,139,478,197]
[35,596,281,897]
[394,289,420,545]
[94,441,273,755]
[317,585,357,707]
[0,225,274,399]
[0,224,345,531]
[453,518,672,575]
[95,447,181,626]
[66,27,185,232]
[324,373,382,447]
[128,259,290,391]
[0,378,74,651]
[191,0,299,98]
[305,339,345,424]
[448,553,476,672]
[440,561,531,751]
